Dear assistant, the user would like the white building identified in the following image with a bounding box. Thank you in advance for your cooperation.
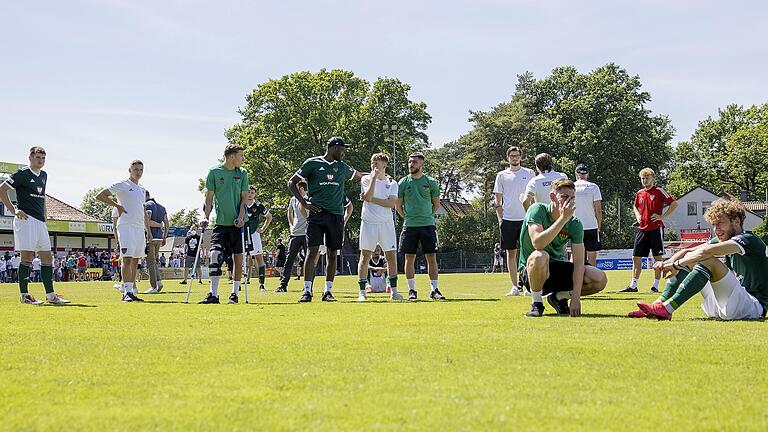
[664,187,764,235]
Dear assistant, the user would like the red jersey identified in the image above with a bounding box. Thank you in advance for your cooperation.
[634,186,675,231]
[77,256,87,267]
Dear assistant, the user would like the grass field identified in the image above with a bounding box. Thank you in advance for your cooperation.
[1,270,767,431]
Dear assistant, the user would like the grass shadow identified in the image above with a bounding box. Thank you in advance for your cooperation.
[42,303,97,308]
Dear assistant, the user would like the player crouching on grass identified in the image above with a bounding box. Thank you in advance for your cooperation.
[629,199,768,320]
[519,179,607,317]
[0,146,70,305]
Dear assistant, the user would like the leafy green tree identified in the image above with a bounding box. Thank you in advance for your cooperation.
[226,69,432,238]
[168,208,200,228]
[80,187,112,221]
[667,103,768,199]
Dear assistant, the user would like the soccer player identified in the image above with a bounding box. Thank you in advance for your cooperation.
[180,225,203,285]
[96,160,151,302]
[143,190,169,294]
[199,143,249,304]
[287,136,365,302]
[276,181,309,292]
[493,145,535,295]
[619,168,678,293]
[396,151,444,301]
[573,164,603,267]
[629,199,767,320]
[519,179,607,317]
[0,146,70,305]
[244,185,272,292]
[357,153,403,302]
[522,153,567,210]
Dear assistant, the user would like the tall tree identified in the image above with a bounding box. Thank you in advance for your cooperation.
[168,208,201,228]
[80,187,112,221]
[226,69,432,237]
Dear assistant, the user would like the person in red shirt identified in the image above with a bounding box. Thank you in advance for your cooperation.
[619,168,678,293]
[76,253,88,281]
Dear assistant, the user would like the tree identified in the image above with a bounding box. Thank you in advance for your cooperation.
[667,103,768,199]
[225,69,432,238]
[424,141,469,201]
[80,187,112,221]
[168,208,200,228]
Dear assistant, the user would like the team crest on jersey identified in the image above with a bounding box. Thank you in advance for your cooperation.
[558,230,569,240]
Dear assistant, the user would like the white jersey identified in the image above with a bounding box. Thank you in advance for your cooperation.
[108,179,146,227]
[360,174,398,223]
[493,167,535,221]
[525,170,568,204]
[574,179,603,230]
[288,196,308,236]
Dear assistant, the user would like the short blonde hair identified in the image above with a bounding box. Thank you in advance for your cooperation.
[639,168,655,177]
[704,199,746,226]
[371,153,389,163]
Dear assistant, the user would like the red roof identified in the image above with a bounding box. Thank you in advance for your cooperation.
[46,194,104,223]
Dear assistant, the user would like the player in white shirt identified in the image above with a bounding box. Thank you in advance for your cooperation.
[573,164,603,266]
[96,160,152,302]
[357,153,403,301]
[523,153,568,210]
[493,145,535,296]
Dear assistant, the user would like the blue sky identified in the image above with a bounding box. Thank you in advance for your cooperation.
[1,0,766,214]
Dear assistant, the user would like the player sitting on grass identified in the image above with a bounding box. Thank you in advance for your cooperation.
[629,199,768,320]
[519,178,607,317]
[365,245,390,294]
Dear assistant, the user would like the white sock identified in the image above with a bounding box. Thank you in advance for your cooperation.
[532,290,543,303]
[556,291,572,300]
[407,278,415,290]
[233,281,240,295]
[630,278,638,289]
[304,281,313,294]
[430,280,439,292]
[121,282,131,293]
[325,281,333,293]
[210,276,220,297]
[652,279,660,289]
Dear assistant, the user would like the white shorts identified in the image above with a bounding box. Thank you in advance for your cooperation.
[700,272,765,320]
[368,276,387,293]
[249,231,263,256]
[117,224,146,258]
[359,220,397,252]
[13,216,51,252]
[494,257,504,265]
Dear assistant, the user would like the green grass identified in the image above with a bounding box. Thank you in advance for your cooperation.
[1,271,767,431]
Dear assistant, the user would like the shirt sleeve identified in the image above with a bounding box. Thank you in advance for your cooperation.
[240,170,249,194]
[259,204,269,215]
[360,175,369,197]
[6,170,23,188]
[397,178,406,199]
[659,188,675,206]
[527,204,549,226]
[492,172,503,194]
[569,219,584,244]
[593,185,603,201]
[295,160,312,180]
[429,178,440,198]
[346,162,356,181]
[525,178,536,195]
[730,234,751,256]
[389,180,399,198]
[205,170,216,192]
[107,181,124,195]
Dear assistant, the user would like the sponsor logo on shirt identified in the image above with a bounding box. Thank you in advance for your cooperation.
[326,174,335,181]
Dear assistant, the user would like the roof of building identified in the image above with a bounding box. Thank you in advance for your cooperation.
[439,199,475,217]
[46,194,105,223]
[676,186,764,219]
[743,201,767,212]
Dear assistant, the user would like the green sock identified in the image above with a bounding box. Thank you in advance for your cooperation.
[18,263,31,294]
[258,265,266,285]
[41,265,54,294]
[666,264,712,310]
[358,279,367,292]
[658,269,689,302]
[389,276,397,288]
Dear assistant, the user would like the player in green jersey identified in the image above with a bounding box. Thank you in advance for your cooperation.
[631,199,768,320]
[0,146,70,305]
[518,178,607,317]
[199,143,249,304]
[287,137,365,302]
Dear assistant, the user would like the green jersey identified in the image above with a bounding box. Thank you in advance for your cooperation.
[205,164,249,227]
[397,175,440,228]
[296,156,356,215]
[245,200,268,232]
[6,167,47,222]
[518,203,584,271]
[708,232,768,309]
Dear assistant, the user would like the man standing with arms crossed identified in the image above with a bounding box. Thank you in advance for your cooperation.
[573,164,603,267]
[0,146,70,305]
[396,152,445,301]
[287,137,365,303]
[96,160,152,302]
[357,153,403,302]
[493,145,535,296]
[143,190,169,294]
[199,143,249,304]
[276,181,309,292]
[619,168,678,293]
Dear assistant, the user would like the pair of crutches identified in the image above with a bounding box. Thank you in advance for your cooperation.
[185,226,205,304]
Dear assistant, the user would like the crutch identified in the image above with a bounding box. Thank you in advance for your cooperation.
[241,225,249,303]
[185,226,205,304]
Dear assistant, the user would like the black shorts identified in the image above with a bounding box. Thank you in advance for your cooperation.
[633,227,664,257]
[518,259,574,295]
[211,225,244,256]
[399,226,438,254]
[307,210,344,250]
[583,229,602,252]
[500,220,524,250]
